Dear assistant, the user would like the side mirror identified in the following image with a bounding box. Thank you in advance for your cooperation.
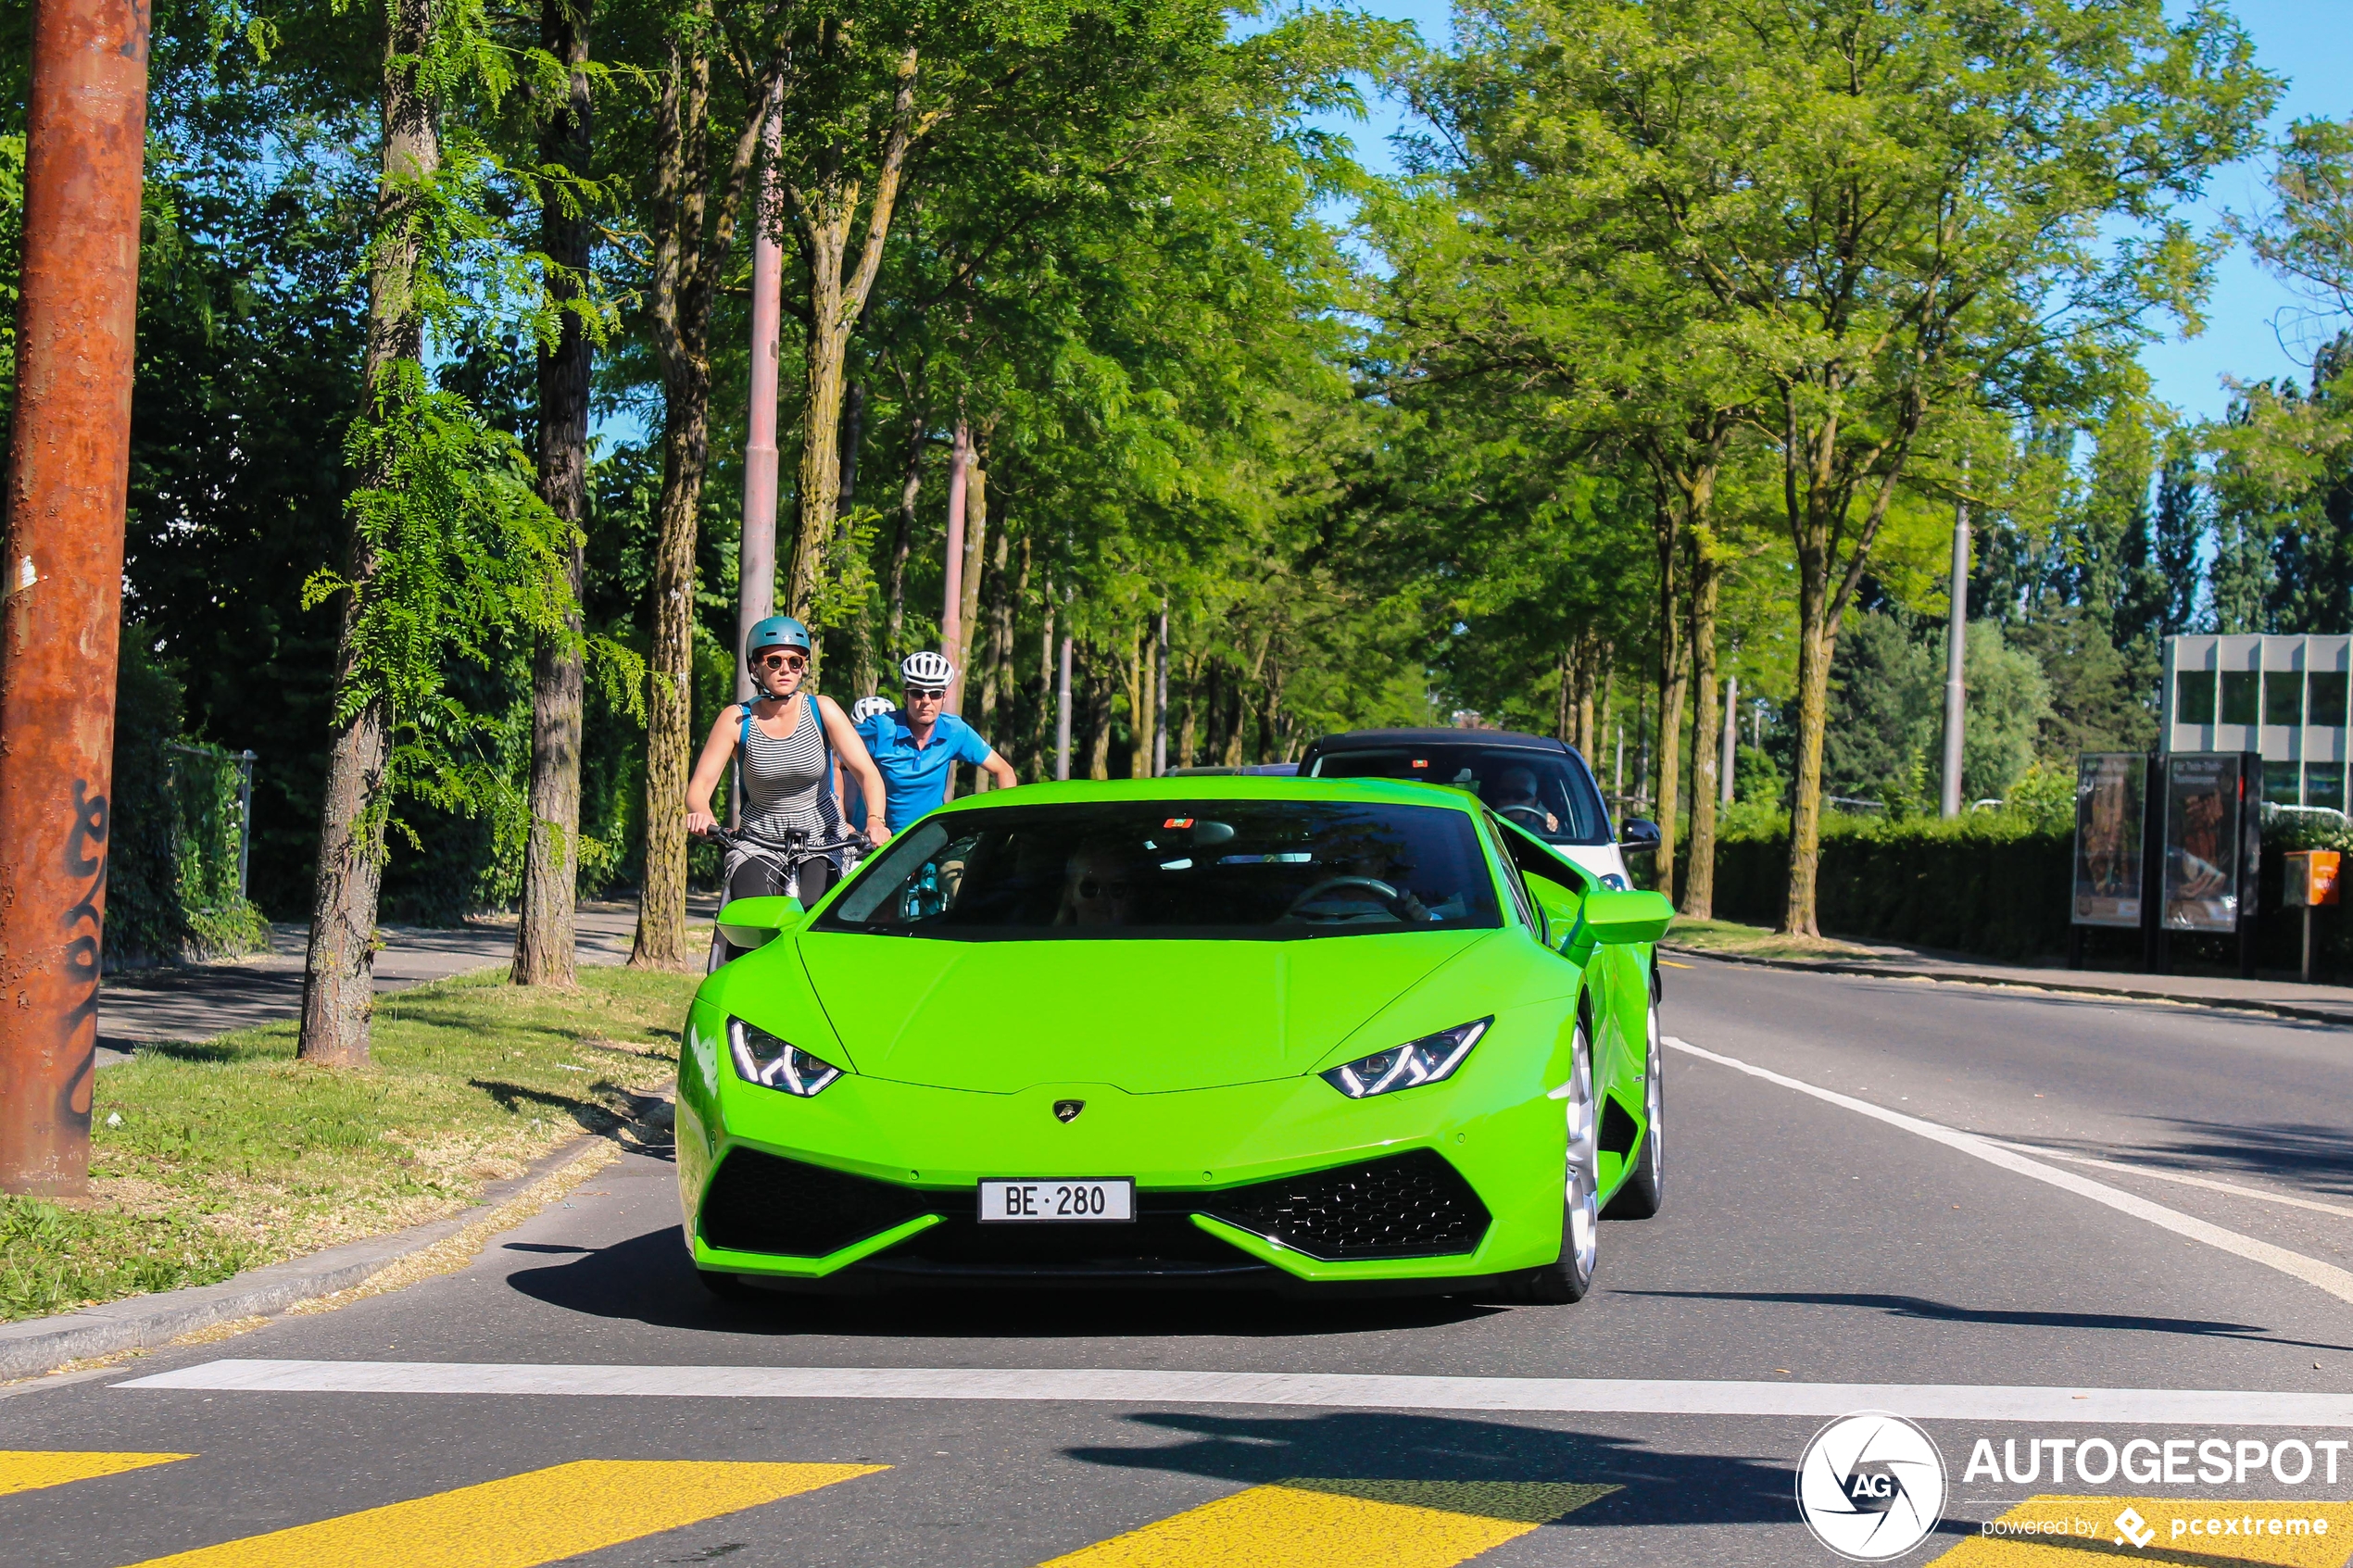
[1559,888,1675,963]
[1618,818,1663,855]
[716,895,802,952]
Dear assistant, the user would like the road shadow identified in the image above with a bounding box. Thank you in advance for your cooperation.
[1062,1408,1802,1530]
[505,1223,1503,1340]
[1617,1290,2353,1354]
[2027,1118,2353,1200]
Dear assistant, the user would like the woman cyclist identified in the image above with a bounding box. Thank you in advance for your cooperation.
[684,616,888,903]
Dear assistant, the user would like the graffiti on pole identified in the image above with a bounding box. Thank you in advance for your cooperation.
[57,779,108,1131]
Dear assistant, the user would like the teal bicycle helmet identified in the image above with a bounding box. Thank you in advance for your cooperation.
[746,615,812,667]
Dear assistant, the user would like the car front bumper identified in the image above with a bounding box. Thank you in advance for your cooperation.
[674,1001,1574,1292]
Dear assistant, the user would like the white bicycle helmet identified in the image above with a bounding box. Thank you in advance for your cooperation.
[900,650,955,687]
[850,695,896,724]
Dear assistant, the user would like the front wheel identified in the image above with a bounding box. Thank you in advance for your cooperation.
[1604,1001,1665,1220]
[1498,1021,1601,1304]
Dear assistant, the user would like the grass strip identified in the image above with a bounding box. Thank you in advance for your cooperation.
[1664,917,1880,962]
[0,963,697,1323]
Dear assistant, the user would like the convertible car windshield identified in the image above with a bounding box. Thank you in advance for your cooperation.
[819,800,1502,939]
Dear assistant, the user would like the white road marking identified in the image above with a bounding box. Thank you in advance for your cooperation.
[1992,1141,2353,1222]
[109,1359,2353,1425]
[1664,1035,2353,1307]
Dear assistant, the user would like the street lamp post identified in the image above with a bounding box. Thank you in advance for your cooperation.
[1940,474,1970,818]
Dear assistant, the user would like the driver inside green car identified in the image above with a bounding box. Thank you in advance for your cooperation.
[1491,765,1560,835]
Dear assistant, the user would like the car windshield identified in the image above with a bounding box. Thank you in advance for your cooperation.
[818,800,1501,940]
[1305,746,1612,846]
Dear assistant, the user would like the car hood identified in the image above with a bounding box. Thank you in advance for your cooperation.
[792,929,1496,1093]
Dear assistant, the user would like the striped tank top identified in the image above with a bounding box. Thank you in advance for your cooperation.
[739,694,847,848]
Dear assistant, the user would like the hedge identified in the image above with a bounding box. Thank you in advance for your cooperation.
[1684,805,2353,977]
[1685,809,2073,961]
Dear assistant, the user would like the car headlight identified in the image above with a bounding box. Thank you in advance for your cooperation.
[726,1016,843,1097]
[1320,1017,1491,1098]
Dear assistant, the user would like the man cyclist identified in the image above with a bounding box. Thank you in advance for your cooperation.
[685,616,888,904]
[855,650,1017,834]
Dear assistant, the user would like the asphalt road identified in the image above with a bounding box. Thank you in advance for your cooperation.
[9,959,2353,1567]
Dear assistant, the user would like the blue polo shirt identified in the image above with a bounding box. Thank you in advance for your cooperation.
[854,709,995,833]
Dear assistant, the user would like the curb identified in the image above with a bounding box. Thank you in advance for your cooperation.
[1661,945,2353,1029]
[0,1135,614,1383]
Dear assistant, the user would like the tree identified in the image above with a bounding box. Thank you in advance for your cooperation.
[297,0,576,1060]
[513,0,597,986]
[629,9,778,968]
[1459,0,2266,935]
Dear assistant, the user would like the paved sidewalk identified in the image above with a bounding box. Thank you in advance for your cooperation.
[97,896,716,1059]
[1663,934,2353,1026]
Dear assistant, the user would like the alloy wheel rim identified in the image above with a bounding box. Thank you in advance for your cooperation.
[1565,1026,1599,1279]
[1645,1012,1663,1175]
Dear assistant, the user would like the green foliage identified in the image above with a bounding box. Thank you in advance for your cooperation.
[307,362,575,854]
[104,631,270,967]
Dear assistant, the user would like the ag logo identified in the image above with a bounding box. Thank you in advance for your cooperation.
[1052,1099,1085,1123]
[1795,1411,1946,1561]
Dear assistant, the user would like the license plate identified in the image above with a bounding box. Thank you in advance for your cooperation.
[977,1178,1135,1223]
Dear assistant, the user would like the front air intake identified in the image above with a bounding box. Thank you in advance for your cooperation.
[699,1148,937,1257]
[1199,1148,1491,1261]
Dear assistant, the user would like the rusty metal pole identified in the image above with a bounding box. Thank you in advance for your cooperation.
[0,0,153,1198]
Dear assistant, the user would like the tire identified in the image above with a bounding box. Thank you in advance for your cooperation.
[1603,1001,1665,1221]
[1498,1020,1601,1304]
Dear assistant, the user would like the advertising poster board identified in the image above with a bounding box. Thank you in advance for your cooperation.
[2162,753,2246,933]
[2070,754,2145,927]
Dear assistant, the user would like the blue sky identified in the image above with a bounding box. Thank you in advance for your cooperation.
[1306,0,2353,423]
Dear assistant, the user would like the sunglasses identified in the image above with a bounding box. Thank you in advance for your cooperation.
[755,652,808,671]
[905,685,947,700]
[1076,878,1135,899]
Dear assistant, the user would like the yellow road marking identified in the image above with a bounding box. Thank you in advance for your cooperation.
[120,1459,883,1568]
[1658,960,1694,969]
[1034,1477,1618,1568]
[1930,1495,2353,1566]
[0,1450,193,1498]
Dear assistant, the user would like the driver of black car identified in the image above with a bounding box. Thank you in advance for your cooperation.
[1491,765,1559,834]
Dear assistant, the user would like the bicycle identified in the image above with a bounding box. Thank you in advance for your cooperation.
[699,823,857,971]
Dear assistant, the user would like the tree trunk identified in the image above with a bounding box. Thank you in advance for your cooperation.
[780,43,929,624]
[631,26,768,968]
[883,414,921,662]
[1125,624,1147,780]
[1681,532,1720,921]
[837,379,875,700]
[1783,580,1833,936]
[1553,642,1571,743]
[298,0,438,1064]
[1220,672,1245,768]
[973,522,1012,787]
[512,0,593,989]
[1084,653,1114,780]
[1176,652,1200,769]
[958,460,988,680]
[1651,505,1685,900]
[1573,631,1596,759]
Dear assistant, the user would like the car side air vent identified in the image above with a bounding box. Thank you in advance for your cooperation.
[1599,1098,1640,1160]
[1201,1148,1491,1261]
[699,1148,937,1258]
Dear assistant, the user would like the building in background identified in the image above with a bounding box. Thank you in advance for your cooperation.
[2161,634,2352,809]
